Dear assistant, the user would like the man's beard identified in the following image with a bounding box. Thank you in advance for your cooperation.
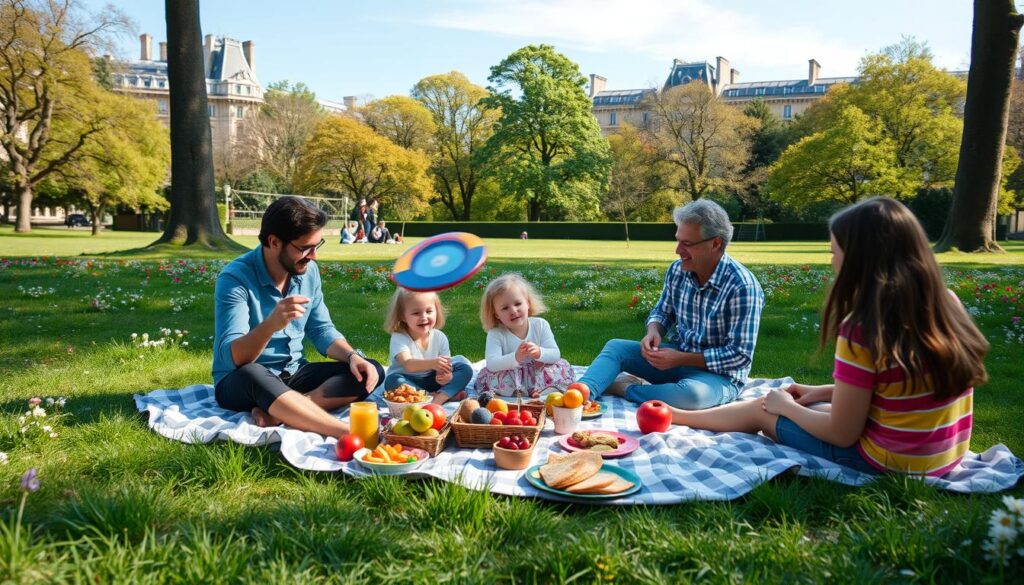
[278,250,311,276]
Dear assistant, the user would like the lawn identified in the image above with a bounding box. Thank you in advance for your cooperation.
[0,226,1022,583]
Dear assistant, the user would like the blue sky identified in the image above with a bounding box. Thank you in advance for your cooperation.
[85,0,977,102]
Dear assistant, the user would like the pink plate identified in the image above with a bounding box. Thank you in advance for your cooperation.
[558,430,639,458]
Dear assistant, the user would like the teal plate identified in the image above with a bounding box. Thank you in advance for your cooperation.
[581,402,609,419]
[524,463,642,500]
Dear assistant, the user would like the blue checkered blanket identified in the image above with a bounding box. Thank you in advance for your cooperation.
[133,373,1023,505]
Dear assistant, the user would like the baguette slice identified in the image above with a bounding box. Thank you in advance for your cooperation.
[564,472,618,493]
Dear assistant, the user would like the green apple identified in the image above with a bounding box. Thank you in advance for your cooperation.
[392,420,416,436]
[403,404,422,422]
[409,409,434,434]
[420,428,440,437]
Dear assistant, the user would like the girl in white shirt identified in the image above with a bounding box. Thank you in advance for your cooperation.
[383,288,471,404]
[476,274,574,397]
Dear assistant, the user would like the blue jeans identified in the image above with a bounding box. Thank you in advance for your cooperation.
[578,339,740,409]
[382,356,472,399]
[775,416,880,475]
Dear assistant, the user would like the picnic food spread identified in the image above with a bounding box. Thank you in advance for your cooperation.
[384,384,428,403]
[570,430,621,452]
[538,452,635,495]
[362,443,419,464]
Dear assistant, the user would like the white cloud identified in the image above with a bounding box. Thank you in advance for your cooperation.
[427,0,864,77]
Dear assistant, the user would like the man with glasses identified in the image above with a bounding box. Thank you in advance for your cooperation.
[574,199,765,409]
[213,196,384,438]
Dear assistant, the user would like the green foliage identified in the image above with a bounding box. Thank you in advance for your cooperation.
[767,106,904,210]
[412,71,499,220]
[479,45,611,221]
[295,116,434,220]
[361,95,436,152]
[603,124,678,224]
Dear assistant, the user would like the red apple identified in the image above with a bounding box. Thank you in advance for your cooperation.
[335,434,364,462]
[636,400,672,434]
[566,382,590,404]
[422,403,447,430]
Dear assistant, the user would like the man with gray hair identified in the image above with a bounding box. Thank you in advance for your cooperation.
[574,199,765,409]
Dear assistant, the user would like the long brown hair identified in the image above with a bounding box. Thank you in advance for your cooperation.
[820,197,988,399]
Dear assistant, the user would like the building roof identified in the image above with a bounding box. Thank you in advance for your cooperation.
[665,61,715,89]
[112,35,260,97]
[721,76,857,99]
[592,88,655,106]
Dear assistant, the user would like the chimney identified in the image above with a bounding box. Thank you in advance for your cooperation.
[808,59,821,85]
[159,41,167,62]
[343,96,357,111]
[588,74,607,98]
[730,68,740,85]
[715,56,730,85]
[242,40,255,73]
[204,34,215,76]
[139,33,152,61]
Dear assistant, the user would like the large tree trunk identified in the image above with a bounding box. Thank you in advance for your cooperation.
[936,0,1024,252]
[152,0,241,250]
[15,183,32,233]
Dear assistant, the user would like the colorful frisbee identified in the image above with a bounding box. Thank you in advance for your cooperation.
[391,232,487,292]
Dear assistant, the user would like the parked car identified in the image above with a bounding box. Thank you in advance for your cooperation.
[65,213,91,227]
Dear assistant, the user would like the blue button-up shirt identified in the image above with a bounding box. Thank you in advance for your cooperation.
[212,247,344,385]
[646,254,765,386]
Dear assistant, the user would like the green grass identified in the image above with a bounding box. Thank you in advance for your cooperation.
[0,226,1022,583]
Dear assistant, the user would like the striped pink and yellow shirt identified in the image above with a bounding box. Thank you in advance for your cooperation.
[833,323,972,477]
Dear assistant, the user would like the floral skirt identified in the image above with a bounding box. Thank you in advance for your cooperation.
[474,359,575,398]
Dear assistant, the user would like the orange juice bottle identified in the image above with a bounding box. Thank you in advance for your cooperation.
[349,402,379,449]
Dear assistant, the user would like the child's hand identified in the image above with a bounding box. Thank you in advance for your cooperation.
[761,389,796,415]
[515,344,531,363]
[434,356,452,374]
[436,370,453,385]
[522,342,542,360]
[529,389,541,398]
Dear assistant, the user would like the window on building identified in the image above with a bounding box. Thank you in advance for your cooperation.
[159,100,168,114]
[246,86,251,95]
[158,80,165,88]
[642,112,649,126]
[783,105,792,120]
[144,79,151,88]
[609,112,617,126]
[208,104,215,117]
[236,106,243,118]
[235,85,241,94]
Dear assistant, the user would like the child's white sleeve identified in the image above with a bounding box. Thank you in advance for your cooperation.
[485,328,518,371]
[389,333,412,364]
[534,319,561,364]
[435,330,451,357]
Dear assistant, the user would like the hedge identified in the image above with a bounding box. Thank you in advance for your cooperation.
[384,221,830,241]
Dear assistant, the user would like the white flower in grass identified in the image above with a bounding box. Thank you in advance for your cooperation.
[181,341,188,347]
[48,432,57,438]
[990,509,1017,534]
[989,523,1018,544]
[0,452,8,465]
[30,406,46,418]
[45,397,53,406]
[131,333,138,339]
[1002,496,1024,515]
[56,398,66,408]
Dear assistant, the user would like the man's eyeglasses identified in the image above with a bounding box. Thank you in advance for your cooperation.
[677,236,717,249]
[287,238,325,257]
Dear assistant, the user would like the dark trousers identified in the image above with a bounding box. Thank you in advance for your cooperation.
[215,360,385,413]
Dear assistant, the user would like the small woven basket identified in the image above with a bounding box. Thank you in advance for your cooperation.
[450,391,546,448]
[384,421,451,457]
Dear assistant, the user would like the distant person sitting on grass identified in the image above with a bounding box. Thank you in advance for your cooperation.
[339,221,358,244]
[213,196,384,438]
[368,220,391,244]
[573,199,765,409]
[669,197,989,476]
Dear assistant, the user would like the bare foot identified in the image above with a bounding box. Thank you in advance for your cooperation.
[446,390,467,403]
[251,407,281,427]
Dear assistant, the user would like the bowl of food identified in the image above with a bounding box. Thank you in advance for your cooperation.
[353,443,429,475]
[382,384,431,418]
[492,435,536,470]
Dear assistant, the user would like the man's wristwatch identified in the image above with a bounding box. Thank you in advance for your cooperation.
[345,348,367,362]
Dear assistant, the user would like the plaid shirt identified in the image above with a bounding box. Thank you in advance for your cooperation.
[647,254,765,385]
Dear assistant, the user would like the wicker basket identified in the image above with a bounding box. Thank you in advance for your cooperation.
[384,422,451,458]
[450,399,546,448]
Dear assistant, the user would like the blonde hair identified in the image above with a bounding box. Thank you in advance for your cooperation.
[479,273,547,331]
[384,287,446,333]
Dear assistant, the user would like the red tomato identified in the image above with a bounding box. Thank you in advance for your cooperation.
[422,403,447,430]
[335,434,364,462]
[490,418,504,425]
[636,400,672,434]
[492,411,508,423]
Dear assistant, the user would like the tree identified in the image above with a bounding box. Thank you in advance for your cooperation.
[479,45,610,221]
[56,94,169,235]
[152,0,240,250]
[361,95,435,152]
[294,116,434,220]
[645,82,758,201]
[767,106,904,210]
[739,100,792,219]
[0,0,129,232]
[937,0,1024,252]
[411,71,498,220]
[602,124,674,241]
[231,80,326,192]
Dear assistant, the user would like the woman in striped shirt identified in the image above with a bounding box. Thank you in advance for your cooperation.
[669,197,989,477]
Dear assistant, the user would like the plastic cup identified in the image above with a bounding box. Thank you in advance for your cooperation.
[348,402,380,449]
[552,405,583,434]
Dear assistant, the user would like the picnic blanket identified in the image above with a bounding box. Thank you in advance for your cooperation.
[133,371,1024,505]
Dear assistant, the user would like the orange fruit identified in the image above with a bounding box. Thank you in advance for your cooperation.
[486,398,509,414]
[562,389,584,408]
